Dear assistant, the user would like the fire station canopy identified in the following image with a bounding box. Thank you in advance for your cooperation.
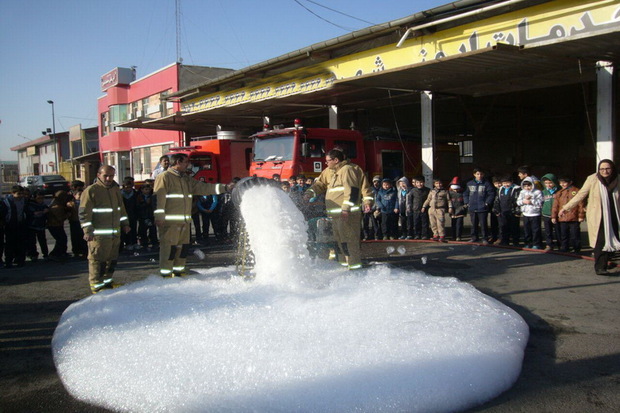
[117,2,620,135]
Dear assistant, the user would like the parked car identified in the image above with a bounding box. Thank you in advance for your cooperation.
[19,175,70,196]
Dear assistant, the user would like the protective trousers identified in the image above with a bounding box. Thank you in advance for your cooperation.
[159,223,191,276]
[87,236,121,284]
[330,211,362,269]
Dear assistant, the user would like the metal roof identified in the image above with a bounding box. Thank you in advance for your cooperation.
[119,0,620,134]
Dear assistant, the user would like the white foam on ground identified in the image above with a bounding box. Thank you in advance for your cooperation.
[52,185,529,413]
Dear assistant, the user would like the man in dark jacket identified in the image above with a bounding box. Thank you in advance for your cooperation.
[463,168,496,244]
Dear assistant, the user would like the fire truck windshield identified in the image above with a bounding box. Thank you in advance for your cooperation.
[253,135,294,161]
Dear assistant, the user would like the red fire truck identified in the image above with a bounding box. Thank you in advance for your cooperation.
[249,120,421,180]
[167,136,253,184]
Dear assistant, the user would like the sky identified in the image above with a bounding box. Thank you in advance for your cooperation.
[0,0,449,161]
[53,184,528,412]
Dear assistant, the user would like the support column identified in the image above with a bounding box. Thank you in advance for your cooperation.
[420,91,434,187]
[328,105,339,129]
[596,61,614,163]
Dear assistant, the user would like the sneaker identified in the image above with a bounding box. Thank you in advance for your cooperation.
[544,246,552,252]
[399,235,406,240]
[481,239,489,245]
[406,236,414,240]
[414,236,421,240]
[455,237,462,241]
[531,245,541,250]
[432,236,439,241]
[439,236,447,243]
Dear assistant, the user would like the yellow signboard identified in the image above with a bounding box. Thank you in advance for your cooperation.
[183,0,620,114]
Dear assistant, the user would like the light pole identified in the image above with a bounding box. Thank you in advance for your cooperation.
[47,100,59,173]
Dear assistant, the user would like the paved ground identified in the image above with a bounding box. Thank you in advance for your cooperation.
[0,237,619,412]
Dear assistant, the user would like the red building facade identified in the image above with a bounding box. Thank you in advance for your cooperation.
[97,63,233,182]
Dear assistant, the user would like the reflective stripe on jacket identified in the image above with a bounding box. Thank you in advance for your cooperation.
[153,168,226,223]
[309,160,373,215]
[79,180,129,237]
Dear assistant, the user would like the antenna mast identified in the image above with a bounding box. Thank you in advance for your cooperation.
[176,0,182,63]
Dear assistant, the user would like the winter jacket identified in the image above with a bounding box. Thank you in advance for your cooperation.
[406,186,430,215]
[376,187,397,214]
[494,184,521,215]
[308,159,374,215]
[448,189,467,217]
[423,188,450,211]
[197,195,219,213]
[541,173,560,217]
[26,200,48,231]
[396,177,411,215]
[516,177,543,217]
[47,199,71,228]
[136,193,156,221]
[463,179,496,212]
[2,195,26,227]
[551,185,584,222]
[121,189,138,221]
[79,180,130,237]
[154,168,227,224]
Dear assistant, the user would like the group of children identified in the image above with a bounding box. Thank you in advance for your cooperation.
[0,181,89,268]
[365,166,585,253]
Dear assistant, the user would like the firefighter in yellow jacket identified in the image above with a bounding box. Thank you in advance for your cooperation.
[305,149,374,270]
[79,165,131,293]
[154,153,227,277]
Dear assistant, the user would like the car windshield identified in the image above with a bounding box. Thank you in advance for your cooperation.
[253,135,294,161]
[42,175,65,182]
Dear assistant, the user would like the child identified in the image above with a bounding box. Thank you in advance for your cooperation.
[517,165,542,190]
[363,176,382,241]
[137,184,158,248]
[448,177,466,241]
[541,173,560,251]
[407,176,430,239]
[47,190,72,261]
[25,190,49,261]
[493,175,521,246]
[120,178,138,250]
[463,168,496,244]
[376,178,398,240]
[489,176,502,243]
[67,187,88,257]
[517,177,543,249]
[421,178,450,242]
[197,194,219,244]
[395,177,411,239]
[551,176,585,253]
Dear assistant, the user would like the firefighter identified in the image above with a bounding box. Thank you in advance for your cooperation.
[305,149,374,270]
[79,165,131,294]
[154,153,227,277]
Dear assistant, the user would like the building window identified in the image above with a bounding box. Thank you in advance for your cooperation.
[109,104,129,132]
[133,149,141,174]
[459,140,474,164]
[144,147,152,174]
[101,112,110,136]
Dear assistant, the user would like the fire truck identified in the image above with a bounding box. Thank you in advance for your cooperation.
[167,135,253,184]
[249,120,422,181]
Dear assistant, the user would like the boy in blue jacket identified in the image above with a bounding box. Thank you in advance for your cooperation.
[463,168,496,244]
[376,179,398,240]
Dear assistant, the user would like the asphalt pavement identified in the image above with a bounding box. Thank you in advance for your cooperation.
[0,237,619,412]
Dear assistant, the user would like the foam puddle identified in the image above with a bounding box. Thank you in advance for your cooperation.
[53,185,529,412]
